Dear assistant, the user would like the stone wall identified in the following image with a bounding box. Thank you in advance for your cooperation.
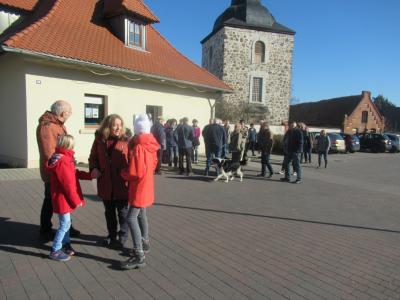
[202,26,294,125]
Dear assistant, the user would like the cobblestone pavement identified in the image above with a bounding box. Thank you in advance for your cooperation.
[1,152,400,299]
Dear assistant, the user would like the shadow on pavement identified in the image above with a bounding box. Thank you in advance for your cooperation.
[0,217,121,266]
[155,203,400,234]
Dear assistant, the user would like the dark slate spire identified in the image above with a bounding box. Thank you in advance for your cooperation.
[202,0,294,43]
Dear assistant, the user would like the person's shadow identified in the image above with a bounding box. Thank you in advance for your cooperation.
[0,217,121,267]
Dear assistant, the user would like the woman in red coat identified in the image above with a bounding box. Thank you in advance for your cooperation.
[120,113,159,269]
[89,114,129,248]
[46,135,92,261]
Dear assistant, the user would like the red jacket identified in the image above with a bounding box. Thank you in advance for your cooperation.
[121,134,159,208]
[46,148,91,214]
[88,136,129,200]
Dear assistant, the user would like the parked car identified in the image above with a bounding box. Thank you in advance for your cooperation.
[340,133,360,153]
[385,133,400,153]
[327,133,346,153]
[358,133,392,153]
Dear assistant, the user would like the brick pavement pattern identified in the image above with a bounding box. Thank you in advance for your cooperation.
[1,153,400,299]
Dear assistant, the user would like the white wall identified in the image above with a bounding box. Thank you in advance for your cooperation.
[0,54,28,167]
[24,58,217,167]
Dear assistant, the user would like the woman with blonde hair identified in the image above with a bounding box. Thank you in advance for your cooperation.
[89,114,130,248]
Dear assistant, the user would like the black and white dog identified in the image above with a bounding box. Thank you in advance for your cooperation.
[211,158,244,182]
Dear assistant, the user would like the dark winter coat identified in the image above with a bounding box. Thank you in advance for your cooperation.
[174,124,194,149]
[151,121,166,150]
[257,129,274,153]
[165,126,177,147]
[88,136,129,200]
[203,124,226,149]
[286,128,304,153]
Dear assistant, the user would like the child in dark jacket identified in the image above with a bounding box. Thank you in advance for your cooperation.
[46,135,92,261]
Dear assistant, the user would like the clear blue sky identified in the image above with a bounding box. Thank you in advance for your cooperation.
[146,0,400,106]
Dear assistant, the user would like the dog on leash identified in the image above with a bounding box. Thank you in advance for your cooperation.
[211,158,244,182]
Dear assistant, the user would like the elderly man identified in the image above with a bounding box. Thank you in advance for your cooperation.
[36,100,80,240]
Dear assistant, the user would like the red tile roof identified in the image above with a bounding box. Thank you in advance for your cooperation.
[0,0,38,12]
[1,0,231,92]
[103,0,159,23]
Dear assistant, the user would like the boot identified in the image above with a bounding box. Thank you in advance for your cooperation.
[120,250,146,270]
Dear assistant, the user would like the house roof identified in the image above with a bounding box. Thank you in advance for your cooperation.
[103,0,159,23]
[202,0,295,43]
[0,0,231,93]
[0,0,38,12]
[289,95,364,128]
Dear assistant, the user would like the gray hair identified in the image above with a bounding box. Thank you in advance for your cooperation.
[51,100,71,116]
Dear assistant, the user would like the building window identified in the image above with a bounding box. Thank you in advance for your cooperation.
[0,10,20,34]
[254,41,265,64]
[361,111,368,123]
[84,94,106,127]
[125,19,145,49]
[146,105,163,122]
[251,77,263,102]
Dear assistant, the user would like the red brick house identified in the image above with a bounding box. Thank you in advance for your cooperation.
[290,91,385,134]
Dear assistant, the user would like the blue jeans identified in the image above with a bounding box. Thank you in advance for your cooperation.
[167,146,178,166]
[261,151,274,175]
[283,152,302,180]
[52,213,71,252]
[205,146,222,173]
[192,146,199,162]
[127,206,149,251]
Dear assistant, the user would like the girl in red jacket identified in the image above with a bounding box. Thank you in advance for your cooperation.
[46,135,92,261]
[120,114,159,269]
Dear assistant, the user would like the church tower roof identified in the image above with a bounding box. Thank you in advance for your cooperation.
[202,0,295,43]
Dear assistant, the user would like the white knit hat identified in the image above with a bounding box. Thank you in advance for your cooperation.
[134,113,151,135]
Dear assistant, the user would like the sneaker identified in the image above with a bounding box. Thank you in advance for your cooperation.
[69,226,81,238]
[277,170,284,175]
[49,250,71,262]
[142,240,150,253]
[280,178,290,182]
[62,243,76,256]
[257,173,265,177]
[292,172,297,176]
[294,179,303,184]
[120,253,146,270]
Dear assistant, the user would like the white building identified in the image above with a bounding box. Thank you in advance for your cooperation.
[0,0,231,167]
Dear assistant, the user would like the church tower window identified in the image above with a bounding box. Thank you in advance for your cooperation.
[251,77,263,102]
[254,41,265,63]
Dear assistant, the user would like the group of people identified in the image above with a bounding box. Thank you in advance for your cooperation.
[36,100,332,268]
[37,100,157,269]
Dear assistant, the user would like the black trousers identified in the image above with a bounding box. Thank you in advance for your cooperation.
[40,182,53,233]
[103,199,129,241]
[155,149,163,172]
[179,147,192,173]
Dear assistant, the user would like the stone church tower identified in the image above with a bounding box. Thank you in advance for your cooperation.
[201,0,295,125]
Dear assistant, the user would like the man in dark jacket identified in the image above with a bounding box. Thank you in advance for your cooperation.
[174,117,194,175]
[36,100,80,240]
[280,122,304,183]
[151,116,166,175]
[203,119,226,176]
